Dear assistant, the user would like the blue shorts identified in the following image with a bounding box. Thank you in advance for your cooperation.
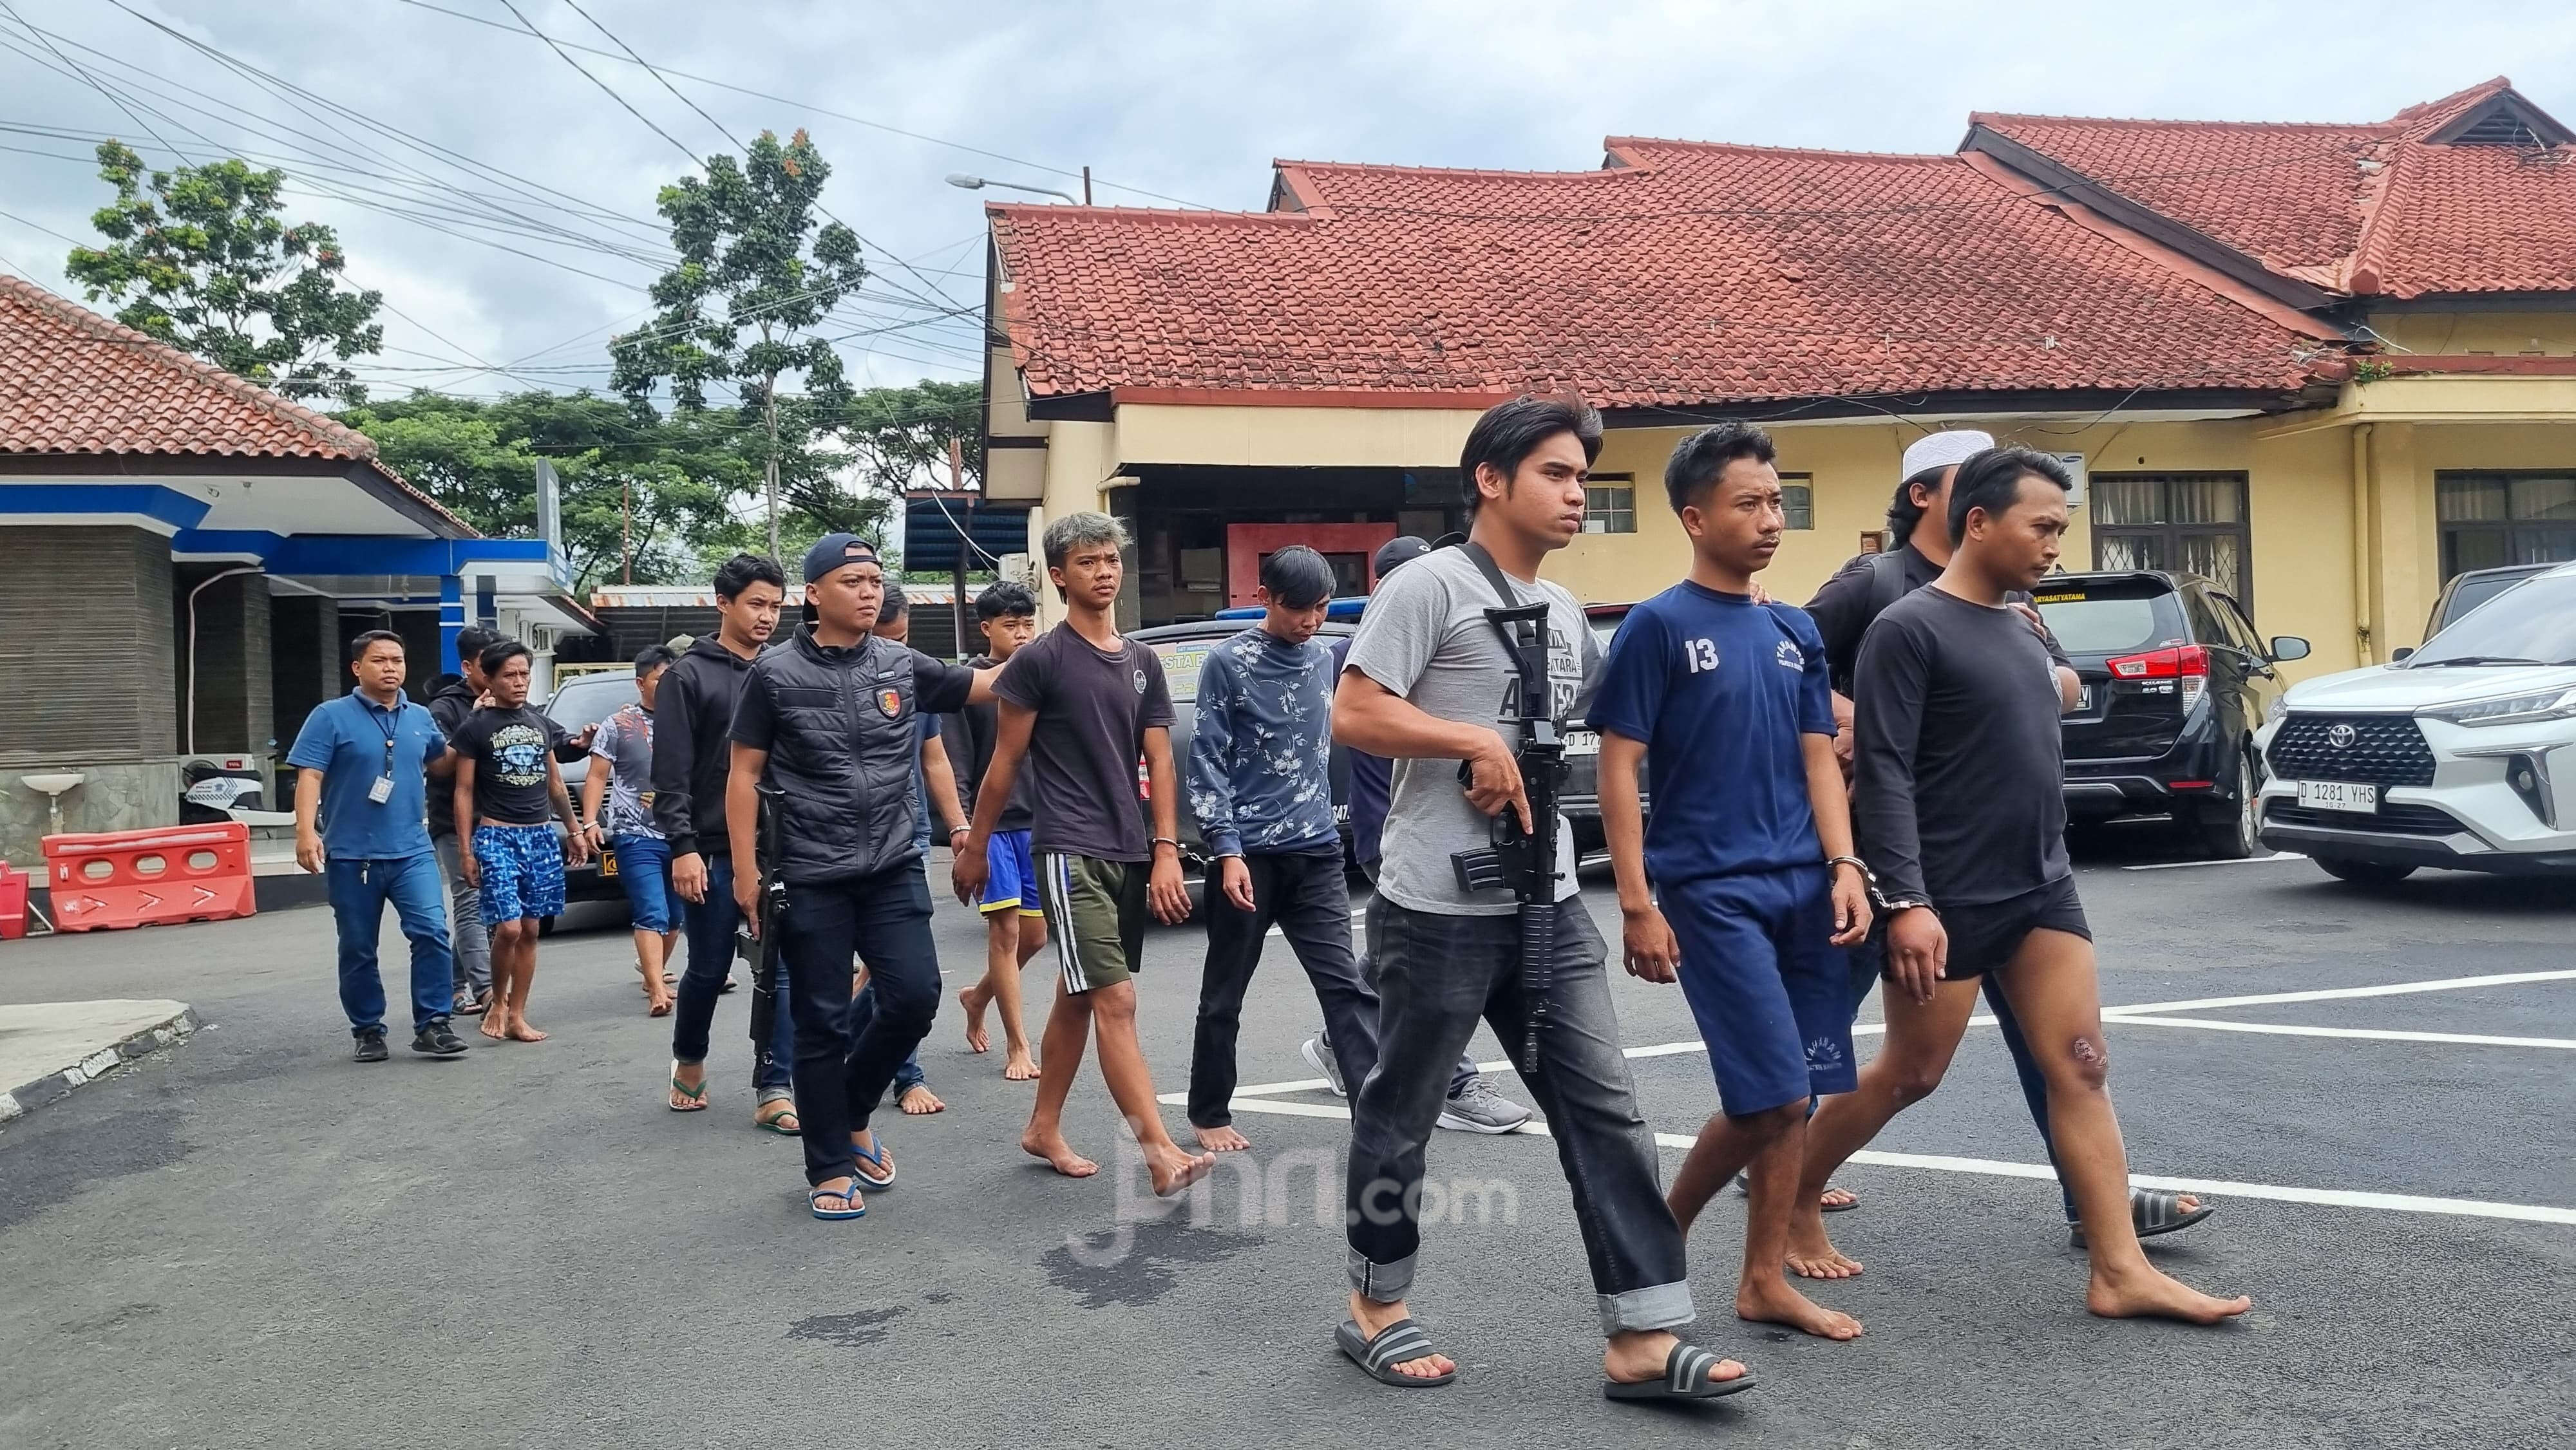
[474,823,565,923]
[980,829,1045,918]
[610,832,684,934]
[1666,864,1859,1118]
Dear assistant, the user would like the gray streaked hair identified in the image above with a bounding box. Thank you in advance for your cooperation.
[1041,510,1130,570]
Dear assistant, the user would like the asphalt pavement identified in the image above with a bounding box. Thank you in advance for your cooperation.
[3,833,2571,1449]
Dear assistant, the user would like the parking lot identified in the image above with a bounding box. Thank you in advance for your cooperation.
[3,829,2572,1449]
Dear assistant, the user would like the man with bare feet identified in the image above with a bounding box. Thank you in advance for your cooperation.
[451,640,589,1044]
[1593,424,1872,1346]
[1795,446,2251,1325]
[951,513,1215,1201]
[656,554,800,1133]
[945,581,1049,1082]
[1331,397,1751,1400]
[730,535,1003,1220]
[1183,546,1381,1154]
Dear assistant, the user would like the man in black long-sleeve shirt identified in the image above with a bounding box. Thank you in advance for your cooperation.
[656,553,799,1131]
[1794,446,2249,1326]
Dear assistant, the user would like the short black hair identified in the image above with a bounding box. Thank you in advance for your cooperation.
[1887,467,1946,543]
[1947,447,2074,543]
[878,578,909,623]
[1259,545,1337,609]
[712,551,786,602]
[348,628,404,664]
[454,625,499,668]
[1662,422,1776,514]
[634,644,675,676]
[478,639,533,676]
[974,580,1037,621]
[1459,394,1602,516]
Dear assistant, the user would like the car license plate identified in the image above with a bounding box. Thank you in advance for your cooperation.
[2295,780,2377,814]
[600,848,618,876]
[1563,730,1600,757]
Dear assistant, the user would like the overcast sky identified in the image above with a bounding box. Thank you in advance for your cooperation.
[3,0,2571,410]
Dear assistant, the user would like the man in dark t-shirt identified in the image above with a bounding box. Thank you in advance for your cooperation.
[451,639,589,1044]
[1795,447,2249,1328]
[953,513,1214,1200]
[945,581,1049,1080]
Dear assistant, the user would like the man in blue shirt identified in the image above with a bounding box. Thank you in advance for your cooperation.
[1591,424,1872,1343]
[288,629,473,1063]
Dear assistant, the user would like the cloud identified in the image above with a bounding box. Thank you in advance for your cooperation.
[2,0,2569,406]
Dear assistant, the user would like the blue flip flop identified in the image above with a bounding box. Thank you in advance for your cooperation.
[809,1182,865,1221]
[851,1136,895,1190]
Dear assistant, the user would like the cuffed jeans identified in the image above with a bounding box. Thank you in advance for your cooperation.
[1191,847,1378,1129]
[327,853,454,1036]
[1319,859,1477,1099]
[1349,896,1692,1337]
[433,831,489,1001]
[671,853,795,1094]
[779,860,942,1187]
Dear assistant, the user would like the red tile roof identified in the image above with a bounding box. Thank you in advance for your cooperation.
[1975,79,2576,298]
[992,140,2326,408]
[0,275,469,531]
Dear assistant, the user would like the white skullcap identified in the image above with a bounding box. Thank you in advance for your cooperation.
[1900,429,1995,481]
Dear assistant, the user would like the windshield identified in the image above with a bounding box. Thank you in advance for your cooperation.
[2440,571,2541,630]
[2410,571,2576,666]
[546,675,638,733]
[2031,582,2188,657]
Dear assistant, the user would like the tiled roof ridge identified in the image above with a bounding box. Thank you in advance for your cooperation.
[2386,76,2514,133]
[0,274,379,462]
[1973,109,2385,135]
[1607,135,1956,163]
[1272,156,1649,181]
[986,201,1305,227]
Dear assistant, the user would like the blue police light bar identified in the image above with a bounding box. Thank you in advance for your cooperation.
[1212,596,1370,621]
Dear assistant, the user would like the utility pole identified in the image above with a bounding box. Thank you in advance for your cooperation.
[948,432,971,657]
[1082,165,1092,205]
[621,475,632,585]
[763,374,781,560]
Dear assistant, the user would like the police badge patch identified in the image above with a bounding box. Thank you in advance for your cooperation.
[876,688,903,719]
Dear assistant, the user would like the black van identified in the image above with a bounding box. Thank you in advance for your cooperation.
[2032,571,2309,858]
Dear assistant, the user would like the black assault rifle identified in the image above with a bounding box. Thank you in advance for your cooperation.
[1446,543,1566,1075]
[743,782,791,1078]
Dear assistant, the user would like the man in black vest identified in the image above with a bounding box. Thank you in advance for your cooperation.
[726,534,999,1220]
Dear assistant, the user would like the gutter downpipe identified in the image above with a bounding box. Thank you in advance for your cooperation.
[2351,422,2376,666]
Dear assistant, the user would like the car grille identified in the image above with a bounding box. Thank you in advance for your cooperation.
[2264,800,2467,837]
[2266,714,2436,789]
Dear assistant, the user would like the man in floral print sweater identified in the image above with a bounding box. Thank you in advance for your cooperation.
[1182,546,1383,1152]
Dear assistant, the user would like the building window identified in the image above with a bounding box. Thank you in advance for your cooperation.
[2437,473,2576,578]
[1583,476,1635,534]
[1779,475,1814,530]
[2089,472,2251,602]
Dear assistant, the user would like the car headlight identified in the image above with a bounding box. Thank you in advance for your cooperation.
[2266,695,2290,725]
[2418,687,2576,728]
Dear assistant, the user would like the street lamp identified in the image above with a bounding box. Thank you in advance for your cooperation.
[946,173,1081,205]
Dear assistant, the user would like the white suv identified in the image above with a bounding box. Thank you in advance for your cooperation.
[2255,561,2576,884]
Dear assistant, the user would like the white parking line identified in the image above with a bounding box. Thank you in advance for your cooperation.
[1193,1096,2576,1227]
[2121,852,2306,871]
[2103,1015,2576,1050]
[2099,968,2576,1017]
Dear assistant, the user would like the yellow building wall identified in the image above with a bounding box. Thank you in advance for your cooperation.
[2365,310,2576,357]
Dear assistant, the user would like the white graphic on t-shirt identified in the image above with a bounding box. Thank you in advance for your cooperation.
[488,721,548,787]
[1775,639,1804,670]
[1685,637,1719,673]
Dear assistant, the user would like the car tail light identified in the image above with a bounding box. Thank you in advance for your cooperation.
[2105,645,2207,712]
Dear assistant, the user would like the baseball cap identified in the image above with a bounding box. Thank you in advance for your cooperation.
[1900,429,1996,481]
[1373,536,1432,577]
[801,532,880,583]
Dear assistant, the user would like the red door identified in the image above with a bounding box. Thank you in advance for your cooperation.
[1224,523,1397,607]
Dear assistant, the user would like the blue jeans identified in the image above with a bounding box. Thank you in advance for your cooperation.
[328,853,454,1036]
[850,985,927,1093]
[671,853,796,1093]
[610,833,685,935]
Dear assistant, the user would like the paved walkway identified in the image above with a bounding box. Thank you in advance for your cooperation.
[0,998,196,1122]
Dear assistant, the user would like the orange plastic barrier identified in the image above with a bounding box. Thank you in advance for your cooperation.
[41,822,256,932]
[0,861,26,939]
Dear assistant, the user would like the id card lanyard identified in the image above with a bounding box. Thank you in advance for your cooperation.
[367,702,400,805]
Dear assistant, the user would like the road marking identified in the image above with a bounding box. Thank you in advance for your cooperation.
[2103,1015,2576,1050]
[1191,1097,2576,1227]
[2122,852,2306,871]
[2096,968,2576,1017]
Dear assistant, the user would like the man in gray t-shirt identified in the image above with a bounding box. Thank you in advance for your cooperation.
[1327,399,1738,1400]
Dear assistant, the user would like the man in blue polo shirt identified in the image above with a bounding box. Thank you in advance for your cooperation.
[289,629,473,1063]
[1591,423,1872,1344]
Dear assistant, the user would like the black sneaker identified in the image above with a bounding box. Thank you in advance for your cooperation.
[412,1018,471,1057]
[353,1028,390,1063]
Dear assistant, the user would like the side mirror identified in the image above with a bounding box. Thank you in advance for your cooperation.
[2391,646,2414,663]
[2268,636,2311,663]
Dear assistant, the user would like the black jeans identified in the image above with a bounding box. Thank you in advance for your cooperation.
[1189,847,1379,1129]
[778,860,942,1187]
[1347,897,1692,1337]
[1319,860,1478,1099]
[670,854,797,1093]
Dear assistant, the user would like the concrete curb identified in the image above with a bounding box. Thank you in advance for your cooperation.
[0,1004,201,1126]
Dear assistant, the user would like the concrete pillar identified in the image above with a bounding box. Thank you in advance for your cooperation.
[175,567,274,756]
[0,524,174,758]
[439,575,465,673]
[2367,423,2439,654]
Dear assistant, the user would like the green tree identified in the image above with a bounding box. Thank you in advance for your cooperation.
[611,129,866,558]
[65,140,383,404]
[343,391,753,591]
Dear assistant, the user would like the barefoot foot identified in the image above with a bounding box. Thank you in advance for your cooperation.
[478,1015,509,1042]
[1786,1218,1864,1279]
[1145,1142,1218,1197]
[898,1084,945,1115]
[1348,1293,1455,1381]
[1737,1278,1864,1341]
[2088,1265,2251,1324]
[1002,1050,1040,1082]
[958,984,991,1053]
[505,1019,547,1042]
[1022,1129,1099,1179]
[1195,1124,1251,1153]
